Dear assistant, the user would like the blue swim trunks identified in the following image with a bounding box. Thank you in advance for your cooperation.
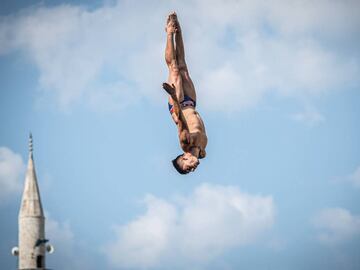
[168,95,196,114]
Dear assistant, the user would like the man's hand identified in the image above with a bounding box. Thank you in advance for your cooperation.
[162,82,177,100]
[182,152,200,172]
[179,129,190,146]
[171,113,179,125]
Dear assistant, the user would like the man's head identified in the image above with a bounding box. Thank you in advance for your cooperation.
[172,152,199,174]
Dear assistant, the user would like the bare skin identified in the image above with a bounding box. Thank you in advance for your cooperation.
[163,12,208,174]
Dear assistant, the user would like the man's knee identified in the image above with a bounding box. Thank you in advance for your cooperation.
[169,63,181,76]
[177,59,187,71]
[165,55,173,66]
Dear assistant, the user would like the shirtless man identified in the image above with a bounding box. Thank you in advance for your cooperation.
[163,12,207,174]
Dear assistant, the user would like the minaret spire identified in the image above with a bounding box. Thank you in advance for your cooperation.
[20,133,44,217]
[12,135,54,268]
[13,134,52,269]
[29,132,33,158]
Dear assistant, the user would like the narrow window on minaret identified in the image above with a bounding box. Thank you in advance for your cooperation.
[36,255,44,268]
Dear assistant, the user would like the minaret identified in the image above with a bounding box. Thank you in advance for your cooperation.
[12,134,53,269]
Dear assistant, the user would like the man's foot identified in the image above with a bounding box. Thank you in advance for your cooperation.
[165,12,179,33]
[167,12,177,25]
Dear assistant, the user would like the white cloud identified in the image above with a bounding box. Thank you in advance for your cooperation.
[46,215,74,253]
[0,147,25,202]
[103,183,275,269]
[105,195,177,269]
[348,166,360,188]
[313,207,360,245]
[0,0,359,112]
[291,107,325,126]
[0,2,166,111]
[46,214,96,270]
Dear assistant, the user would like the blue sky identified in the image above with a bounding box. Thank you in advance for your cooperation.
[0,0,360,269]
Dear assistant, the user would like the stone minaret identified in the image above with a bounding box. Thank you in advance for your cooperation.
[12,134,53,269]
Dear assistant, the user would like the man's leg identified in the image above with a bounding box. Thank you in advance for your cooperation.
[173,16,186,69]
[165,20,176,67]
[173,14,197,101]
[165,12,184,102]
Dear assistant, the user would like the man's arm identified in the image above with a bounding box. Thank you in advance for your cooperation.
[163,83,190,148]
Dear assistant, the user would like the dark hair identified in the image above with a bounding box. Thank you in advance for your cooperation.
[172,154,189,175]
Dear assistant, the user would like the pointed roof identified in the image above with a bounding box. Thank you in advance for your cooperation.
[19,133,44,217]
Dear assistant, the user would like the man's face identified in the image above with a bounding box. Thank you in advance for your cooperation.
[178,153,199,173]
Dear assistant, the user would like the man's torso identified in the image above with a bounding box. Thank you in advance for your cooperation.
[183,107,207,158]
